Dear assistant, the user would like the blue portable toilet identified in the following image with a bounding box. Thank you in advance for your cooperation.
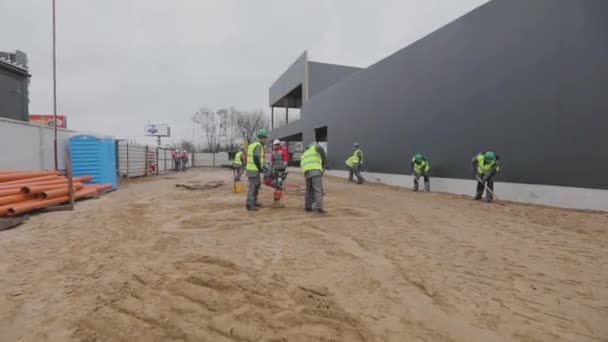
[69,134,118,190]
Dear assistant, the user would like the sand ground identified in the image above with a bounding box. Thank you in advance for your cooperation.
[0,168,607,342]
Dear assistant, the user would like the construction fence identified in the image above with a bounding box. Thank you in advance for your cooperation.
[0,117,230,179]
[116,141,230,178]
[0,117,73,170]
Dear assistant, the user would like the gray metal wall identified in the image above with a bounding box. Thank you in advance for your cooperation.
[271,0,608,190]
[269,51,308,106]
[0,67,29,122]
[308,62,362,98]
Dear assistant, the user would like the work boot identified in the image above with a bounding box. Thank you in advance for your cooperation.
[313,208,327,214]
[473,195,483,201]
[424,181,430,192]
[305,208,313,212]
[246,205,258,211]
[255,203,263,208]
[413,183,419,192]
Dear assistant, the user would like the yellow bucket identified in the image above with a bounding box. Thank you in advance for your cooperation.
[233,182,245,193]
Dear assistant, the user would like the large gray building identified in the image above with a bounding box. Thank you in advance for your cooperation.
[269,0,608,194]
[0,50,30,122]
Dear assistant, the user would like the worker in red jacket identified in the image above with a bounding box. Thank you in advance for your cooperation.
[267,139,289,207]
[271,140,288,171]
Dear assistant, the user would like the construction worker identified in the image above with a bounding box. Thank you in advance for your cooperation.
[271,140,288,171]
[411,153,430,192]
[472,151,500,201]
[301,142,327,214]
[267,140,289,207]
[172,149,180,171]
[345,142,364,184]
[245,129,269,211]
[181,150,188,172]
[233,146,246,182]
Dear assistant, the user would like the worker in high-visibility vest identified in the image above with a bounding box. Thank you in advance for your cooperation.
[411,153,430,192]
[345,142,364,184]
[300,142,327,214]
[245,129,269,211]
[472,151,500,201]
[233,146,246,182]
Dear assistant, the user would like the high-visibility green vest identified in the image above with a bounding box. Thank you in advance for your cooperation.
[300,145,323,173]
[246,141,264,172]
[234,151,243,166]
[353,149,363,163]
[346,149,363,167]
[345,156,358,168]
[476,153,499,174]
[412,158,430,173]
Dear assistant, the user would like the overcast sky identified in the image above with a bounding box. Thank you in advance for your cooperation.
[1,0,488,145]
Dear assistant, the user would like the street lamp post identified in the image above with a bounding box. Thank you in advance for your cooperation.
[192,111,201,151]
[52,0,58,170]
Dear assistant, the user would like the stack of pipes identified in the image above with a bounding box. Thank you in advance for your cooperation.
[0,171,112,217]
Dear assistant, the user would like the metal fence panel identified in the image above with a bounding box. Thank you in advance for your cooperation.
[117,141,150,178]
[0,117,73,170]
[192,152,229,167]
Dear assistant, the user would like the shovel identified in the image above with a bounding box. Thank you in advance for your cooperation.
[475,175,505,204]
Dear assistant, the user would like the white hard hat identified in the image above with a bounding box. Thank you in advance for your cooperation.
[272,139,280,145]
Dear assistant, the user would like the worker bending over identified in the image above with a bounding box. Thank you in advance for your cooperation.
[411,153,430,192]
[245,129,269,211]
[233,146,246,182]
[472,151,500,201]
[345,142,365,184]
[301,142,327,214]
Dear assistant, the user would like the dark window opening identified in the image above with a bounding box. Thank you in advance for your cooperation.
[314,126,327,142]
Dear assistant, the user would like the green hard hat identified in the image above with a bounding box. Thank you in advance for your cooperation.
[484,151,496,160]
[257,128,269,137]
[414,153,424,160]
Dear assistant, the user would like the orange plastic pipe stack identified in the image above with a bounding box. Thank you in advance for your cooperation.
[37,183,84,199]
[0,170,112,217]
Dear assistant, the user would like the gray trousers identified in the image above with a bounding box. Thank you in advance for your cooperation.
[348,165,364,184]
[234,166,244,181]
[246,175,261,207]
[305,175,324,210]
[414,172,430,191]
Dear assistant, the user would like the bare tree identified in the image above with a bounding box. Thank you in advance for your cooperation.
[168,139,195,152]
[193,106,269,151]
[198,107,222,153]
[235,109,269,144]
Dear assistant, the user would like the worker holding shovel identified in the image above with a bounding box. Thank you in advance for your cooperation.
[301,142,327,214]
[233,146,246,182]
[472,151,500,202]
[411,153,430,192]
[345,142,365,184]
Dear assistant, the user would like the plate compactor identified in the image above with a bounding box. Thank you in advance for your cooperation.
[263,170,288,208]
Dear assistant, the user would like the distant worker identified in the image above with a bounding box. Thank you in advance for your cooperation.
[301,142,327,214]
[411,153,430,192]
[345,142,364,184]
[181,150,188,172]
[173,149,180,171]
[233,146,246,182]
[472,151,500,201]
[245,129,269,211]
